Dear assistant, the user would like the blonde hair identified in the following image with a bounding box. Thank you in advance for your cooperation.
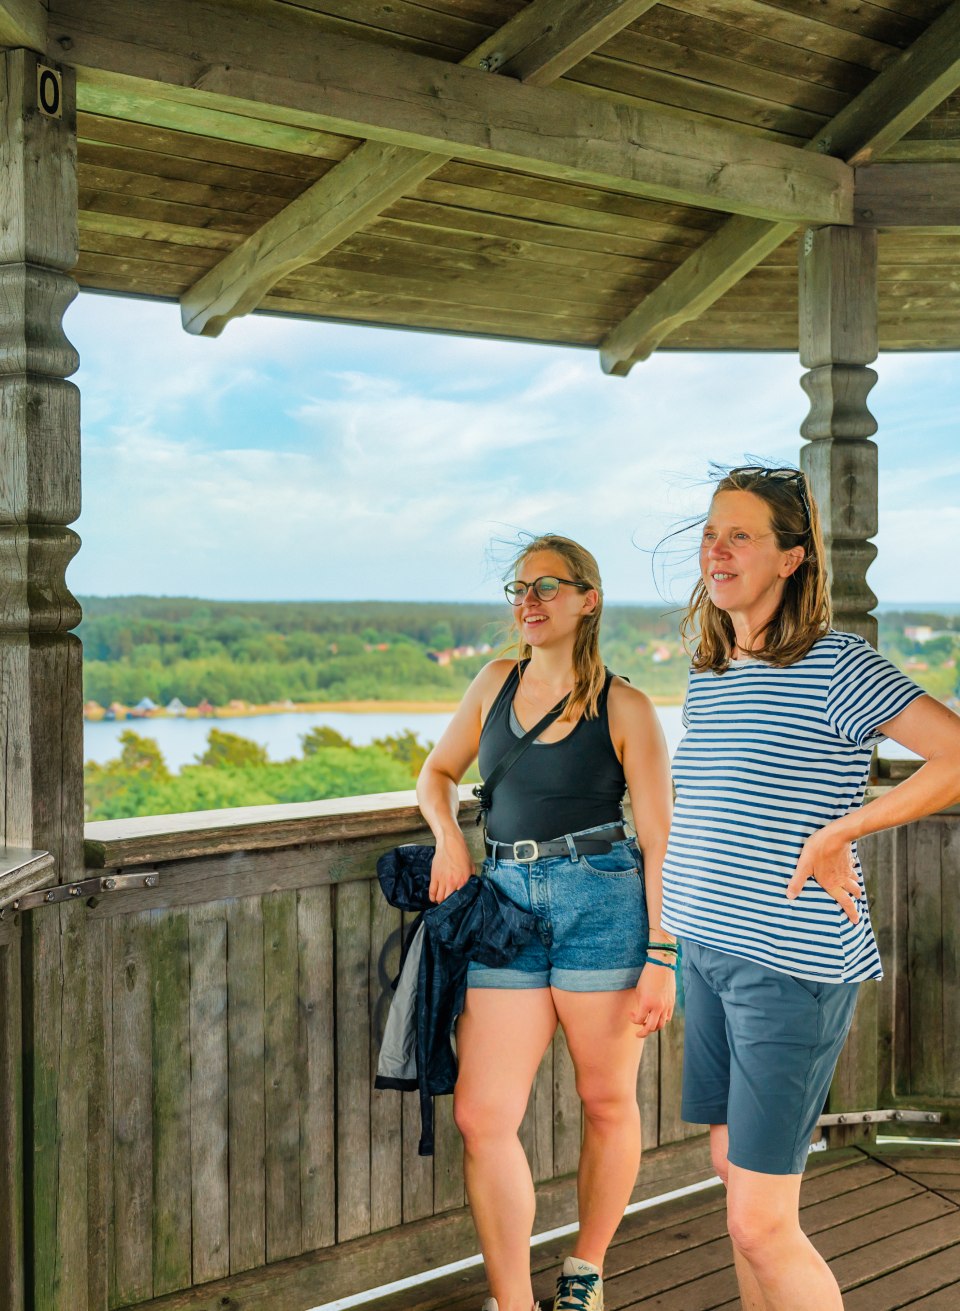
[505,534,606,721]
[681,467,831,673]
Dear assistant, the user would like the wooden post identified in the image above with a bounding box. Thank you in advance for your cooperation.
[799,226,883,1149]
[798,225,879,646]
[1,47,91,1310]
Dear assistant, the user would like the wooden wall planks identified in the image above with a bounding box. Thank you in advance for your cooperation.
[15,804,951,1309]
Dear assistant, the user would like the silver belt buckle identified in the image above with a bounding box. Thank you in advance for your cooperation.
[513,839,539,863]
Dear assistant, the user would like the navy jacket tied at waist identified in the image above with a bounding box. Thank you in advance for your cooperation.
[374,843,537,1155]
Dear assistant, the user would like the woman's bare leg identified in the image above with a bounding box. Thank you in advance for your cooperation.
[552,987,644,1268]
[710,1125,767,1310]
[726,1161,842,1311]
[454,987,558,1311]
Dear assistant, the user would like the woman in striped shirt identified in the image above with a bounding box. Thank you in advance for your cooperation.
[661,465,960,1310]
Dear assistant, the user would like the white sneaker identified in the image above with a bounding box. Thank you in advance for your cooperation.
[554,1256,603,1309]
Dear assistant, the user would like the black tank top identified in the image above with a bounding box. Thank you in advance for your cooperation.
[477,662,626,843]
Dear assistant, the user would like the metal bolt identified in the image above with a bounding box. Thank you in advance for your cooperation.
[927,1113,937,1122]
[144,875,158,888]
[69,885,81,896]
[104,878,116,891]
[837,1115,846,1123]
[45,891,55,902]
[478,57,492,70]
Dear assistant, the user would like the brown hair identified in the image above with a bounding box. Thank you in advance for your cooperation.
[681,466,831,673]
[505,534,606,721]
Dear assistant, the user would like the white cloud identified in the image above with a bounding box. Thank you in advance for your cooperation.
[65,293,960,604]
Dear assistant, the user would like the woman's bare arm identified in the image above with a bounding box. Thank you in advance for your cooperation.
[416,660,513,902]
[609,679,676,1035]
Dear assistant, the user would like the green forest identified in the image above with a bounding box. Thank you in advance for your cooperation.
[82,597,960,821]
[79,595,691,707]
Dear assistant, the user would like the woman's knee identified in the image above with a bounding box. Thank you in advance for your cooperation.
[453,1085,523,1148]
[577,1079,639,1131]
[726,1193,797,1261]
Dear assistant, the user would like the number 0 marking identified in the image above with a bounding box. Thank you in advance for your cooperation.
[37,66,62,120]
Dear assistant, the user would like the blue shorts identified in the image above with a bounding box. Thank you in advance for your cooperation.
[467,832,648,993]
[680,939,860,1175]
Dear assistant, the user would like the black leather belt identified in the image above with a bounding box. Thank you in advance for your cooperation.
[486,824,628,864]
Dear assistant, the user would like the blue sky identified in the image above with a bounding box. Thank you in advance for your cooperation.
[66,290,959,606]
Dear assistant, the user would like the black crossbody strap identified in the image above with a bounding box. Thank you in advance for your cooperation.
[472,695,568,821]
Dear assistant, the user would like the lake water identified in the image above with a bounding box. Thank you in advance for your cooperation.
[84,702,916,771]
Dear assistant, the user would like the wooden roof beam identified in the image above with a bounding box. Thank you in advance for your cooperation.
[53,2,851,213]
[600,0,960,375]
[0,0,46,50]
[181,0,661,337]
[855,163,960,232]
[469,0,660,87]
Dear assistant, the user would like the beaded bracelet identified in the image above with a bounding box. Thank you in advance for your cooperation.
[644,956,678,972]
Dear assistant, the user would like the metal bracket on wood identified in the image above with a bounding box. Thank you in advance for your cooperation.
[0,870,159,918]
[817,1109,941,1126]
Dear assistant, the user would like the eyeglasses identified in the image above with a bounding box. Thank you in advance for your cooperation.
[727,465,811,526]
[504,576,590,605]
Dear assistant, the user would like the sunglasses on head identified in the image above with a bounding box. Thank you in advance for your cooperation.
[727,465,811,526]
[504,576,590,605]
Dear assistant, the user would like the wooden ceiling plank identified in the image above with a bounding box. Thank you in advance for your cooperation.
[175,1,715,335]
[600,0,960,374]
[54,6,852,218]
[0,0,45,50]
[855,162,960,230]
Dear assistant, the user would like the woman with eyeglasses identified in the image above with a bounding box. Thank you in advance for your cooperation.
[417,534,674,1311]
[662,465,960,1310]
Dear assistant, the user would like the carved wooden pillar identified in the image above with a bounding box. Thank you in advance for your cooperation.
[0,47,83,870]
[1,49,93,1311]
[798,225,879,648]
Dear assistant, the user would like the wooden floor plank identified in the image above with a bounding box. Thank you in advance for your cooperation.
[371,1147,960,1311]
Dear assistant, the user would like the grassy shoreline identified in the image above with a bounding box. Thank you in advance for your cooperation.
[85,693,685,721]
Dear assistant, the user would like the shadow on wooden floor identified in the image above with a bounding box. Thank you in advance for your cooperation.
[375,1143,960,1310]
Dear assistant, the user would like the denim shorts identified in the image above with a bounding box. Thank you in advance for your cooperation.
[680,939,860,1175]
[467,830,648,992]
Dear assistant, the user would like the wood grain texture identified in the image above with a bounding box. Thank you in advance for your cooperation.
[151,909,192,1295]
[335,880,372,1241]
[600,1,960,371]
[54,1,852,222]
[299,885,336,1248]
[263,890,302,1262]
[112,1134,713,1311]
[189,902,230,1285]
[226,896,266,1274]
[111,910,154,1306]
[0,0,45,49]
[0,934,24,1311]
[85,788,477,868]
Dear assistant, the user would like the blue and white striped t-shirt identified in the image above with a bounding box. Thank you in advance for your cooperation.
[662,631,925,982]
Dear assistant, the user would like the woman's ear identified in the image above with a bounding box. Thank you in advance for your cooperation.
[581,588,600,614]
[780,547,805,578]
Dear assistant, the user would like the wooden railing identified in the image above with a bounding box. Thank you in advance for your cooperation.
[73,791,710,1311]
[832,792,960,1142]
[0,849,56,1311]
[5,790,958,1311]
